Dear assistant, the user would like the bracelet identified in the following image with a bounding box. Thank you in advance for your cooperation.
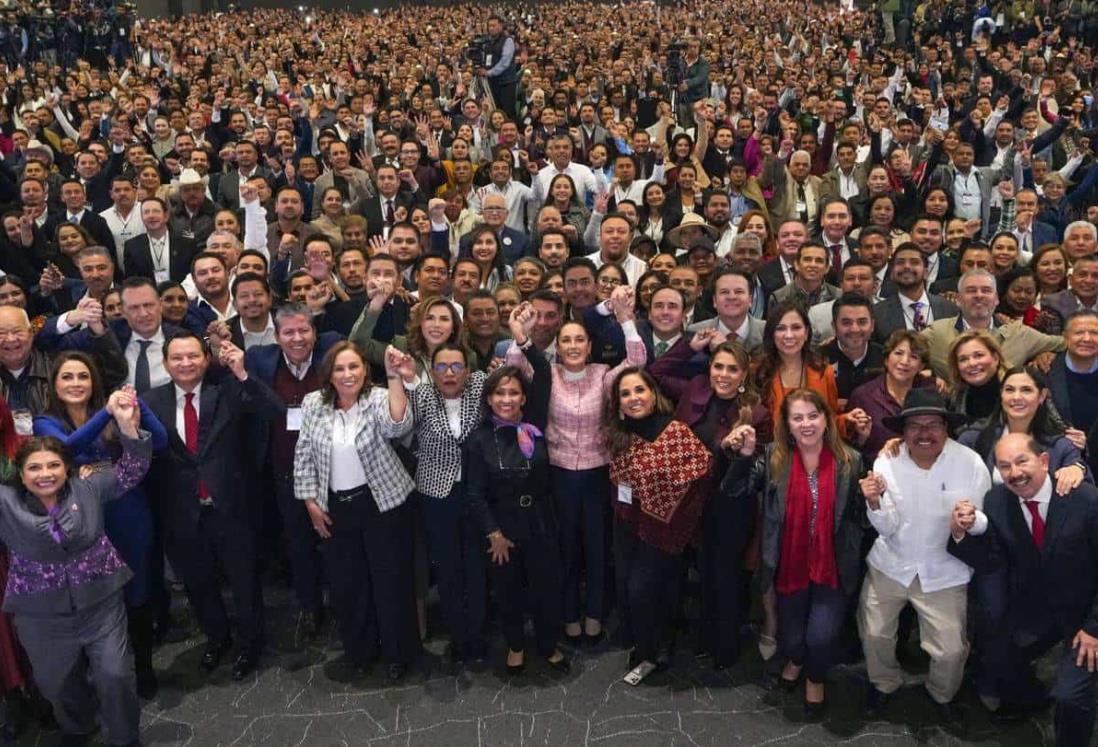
[517,336,533,351]
[386,374,401,380]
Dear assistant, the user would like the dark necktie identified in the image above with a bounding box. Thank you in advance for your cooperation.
[911,301,927,331]
[385,199,395,225]
[184,392,210,502]
[830,243,844,274]
[796,183,808,221]
[134,339,152,394]
[1023,500,1045,551]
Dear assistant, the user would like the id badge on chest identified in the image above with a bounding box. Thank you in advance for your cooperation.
[617,483,633,505]
[154,269,170,284]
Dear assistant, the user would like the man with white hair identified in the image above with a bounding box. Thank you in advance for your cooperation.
[1063,220,1098,263]
[762,149,823,228]
[920,269,1065,379]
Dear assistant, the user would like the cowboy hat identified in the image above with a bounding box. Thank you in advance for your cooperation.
[666,213,719,247]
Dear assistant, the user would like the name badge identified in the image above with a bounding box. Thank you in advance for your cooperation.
[617,483,633,505]
[154,269,170,284]
[795,199,807,214]
[286,407,303,432]
[11,410,32,437]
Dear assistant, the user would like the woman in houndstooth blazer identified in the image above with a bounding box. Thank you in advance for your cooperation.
[407,342,489,665]
[293,341,419,681]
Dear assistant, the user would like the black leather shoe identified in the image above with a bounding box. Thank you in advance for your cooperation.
[583,631,605,647]
[199,640,231,673]
[932,699,963,724]
[385,663,407,682]
[300,609,325,641]
[231,652,259,681]
[864,686,892,718]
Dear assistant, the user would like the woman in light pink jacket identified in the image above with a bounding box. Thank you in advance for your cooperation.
[506,285,646,644]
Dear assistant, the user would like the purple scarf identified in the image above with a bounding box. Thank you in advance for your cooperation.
[490,416,542,459]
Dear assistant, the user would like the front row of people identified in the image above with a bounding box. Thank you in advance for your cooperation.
[2,299,1098,746]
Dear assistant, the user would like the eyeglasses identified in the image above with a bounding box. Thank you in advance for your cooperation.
[433,362,467,375]
[598,276,624,287]
[565,277,594,288]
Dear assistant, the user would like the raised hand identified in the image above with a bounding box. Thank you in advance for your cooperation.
[722,424,757,456]
[218,341,247,380]
[610,285,636,322]
[860,471,888,510]
[509,301,537,343]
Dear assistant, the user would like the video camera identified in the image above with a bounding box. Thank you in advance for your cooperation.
[465,35,490,67]
[665,40,688,87]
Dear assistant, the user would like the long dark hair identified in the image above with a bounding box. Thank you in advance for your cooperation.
[464,224,508,286]
[317,341,371,406]
[754,300,825,406]
[972,366,1068,458]
[604,367,674,457]
[15,436,72,492]
[46,351,113,439]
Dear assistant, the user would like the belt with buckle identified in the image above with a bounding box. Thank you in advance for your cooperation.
[517,494,533,508]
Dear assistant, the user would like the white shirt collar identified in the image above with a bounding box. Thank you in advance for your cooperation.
[282,350,314,380]
[1018,474,1053,507]
[174,382,202,401]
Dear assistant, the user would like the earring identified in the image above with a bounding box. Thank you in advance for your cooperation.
[738,385,746,393]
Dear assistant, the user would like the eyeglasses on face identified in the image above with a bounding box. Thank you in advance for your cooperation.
[433,362,467,375]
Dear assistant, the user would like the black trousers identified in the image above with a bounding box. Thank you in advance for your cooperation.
[166,505,264,653]
[489,500,562,657]
[697,488,753,667]
[275,474,324,614]
[982,619,1098,747]
[418,487,487,658]
[614,517,684,663]
[325,489,419,667]
[487,77,517,120]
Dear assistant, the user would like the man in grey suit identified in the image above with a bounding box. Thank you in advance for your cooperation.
[216,141,271,212]
[1041,255,1098,322]
[769,243,840,309]
[310,140,374,218]
[687,267,765,352]
[873,244,958,343]
[809,258,879,344]
[928,141,1019,239]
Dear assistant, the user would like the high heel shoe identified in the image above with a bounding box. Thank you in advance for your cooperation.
[758,634,777,661]
[547,653,571,674]
[803,698,826,719]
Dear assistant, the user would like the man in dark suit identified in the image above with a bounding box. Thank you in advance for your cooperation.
[1047,311,1098,475]
[143,331,280,680]
[757,219,806,301]
[359,164,422,240]
[123,198,197,284]
[215,140,272,212]
[243,306,342,638]
[43,179,115,252]
[873,245,959,343]
[928,242,994,297]
[73,147,125,213]
[948,433,1098,742]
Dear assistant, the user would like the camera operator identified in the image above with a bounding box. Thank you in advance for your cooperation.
[477,14,518,120]
[676,36,709,126]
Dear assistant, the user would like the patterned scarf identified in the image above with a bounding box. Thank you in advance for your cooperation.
[490,416,542,459]
[776,447,839,595]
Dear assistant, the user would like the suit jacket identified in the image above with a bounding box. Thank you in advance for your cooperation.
[760,157,823,228]
[1048,352,1098,471]
[457,225,530,265]
[922,316,1066,380]
[143,375,281,530]
[241,332,342,465]
[216,167,272,212]
[122,231,197,284]
[1040,291,1091,324]
[686,315,766,352]
[769,280,841,310]
[929,162,1018,238]
[817,164,871,205]
[949,481,1098,639]
[872,292,958,344]
[756,257,792,301]
[311,168,374,219]
[359,191,421,239]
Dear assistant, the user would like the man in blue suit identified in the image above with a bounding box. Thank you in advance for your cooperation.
[243,305,342,640]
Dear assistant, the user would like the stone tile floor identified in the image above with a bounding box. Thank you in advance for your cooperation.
[7,586,1069,745]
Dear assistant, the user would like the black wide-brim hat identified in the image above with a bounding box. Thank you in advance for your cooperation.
[882,388,968,432]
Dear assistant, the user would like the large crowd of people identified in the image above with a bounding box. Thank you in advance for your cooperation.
[0,0,1096,743]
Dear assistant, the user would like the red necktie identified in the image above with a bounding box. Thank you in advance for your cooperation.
[830,244,844,274]
[1023,500,1045,551]
[184,393,210,502]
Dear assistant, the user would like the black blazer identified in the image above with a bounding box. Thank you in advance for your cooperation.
[359,192,422,239]
[949,482,1098,639]
[756,257,791,301]
[872,292,958,343]
[1048,352,1098,472]
[122,231,197,284]
[143,376,281,529]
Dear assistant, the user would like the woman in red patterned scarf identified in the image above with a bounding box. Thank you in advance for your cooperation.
[606,367,712,685]
[720,388,865,718]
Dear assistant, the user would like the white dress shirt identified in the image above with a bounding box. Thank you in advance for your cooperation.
[583,249,647,285]
[534,161,599,206]
[126,327,169,390]
[240,315,277,349]
[330,402,370,491]
[900,291,934,330]
[969,473,1051,539]
[100,202,146,268]
[867,439,992,592]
